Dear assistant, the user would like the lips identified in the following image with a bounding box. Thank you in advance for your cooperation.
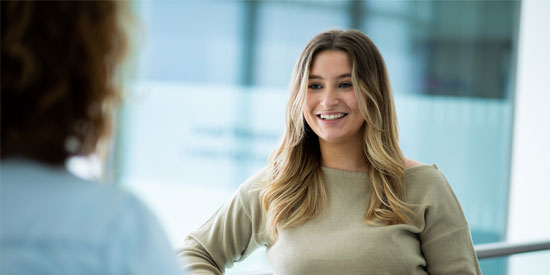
[317,112,348,120]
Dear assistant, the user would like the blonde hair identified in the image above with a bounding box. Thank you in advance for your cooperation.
[260,29,416,241]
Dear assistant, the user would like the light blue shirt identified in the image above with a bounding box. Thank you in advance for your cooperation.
[1,159,184,275]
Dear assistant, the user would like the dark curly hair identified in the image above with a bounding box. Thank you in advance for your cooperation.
[1,1,129,165]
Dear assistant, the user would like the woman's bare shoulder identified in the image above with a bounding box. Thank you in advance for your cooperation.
[404,157,426,169]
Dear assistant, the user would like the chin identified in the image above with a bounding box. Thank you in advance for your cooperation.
[318,131,363,145]
[319,135,348,144]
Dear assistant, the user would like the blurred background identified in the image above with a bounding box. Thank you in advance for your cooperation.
[74,0,548,274]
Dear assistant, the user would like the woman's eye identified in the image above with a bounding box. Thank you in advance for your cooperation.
[308,83,322,89]
[339,82,353,88]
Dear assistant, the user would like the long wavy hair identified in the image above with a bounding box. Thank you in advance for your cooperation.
[1,1,130,165]
[260,29,415,241]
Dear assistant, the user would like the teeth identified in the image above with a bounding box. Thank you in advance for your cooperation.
[320,113,345,120]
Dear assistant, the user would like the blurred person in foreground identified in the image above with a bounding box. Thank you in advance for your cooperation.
[179,30,481,274]
[1,1,183,274]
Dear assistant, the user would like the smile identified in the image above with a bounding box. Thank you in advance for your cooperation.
[317,113,347,120]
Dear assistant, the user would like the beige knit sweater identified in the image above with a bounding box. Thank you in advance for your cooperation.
[179,165,481,275]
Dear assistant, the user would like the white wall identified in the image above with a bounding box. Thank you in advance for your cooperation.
[507,0,550,272]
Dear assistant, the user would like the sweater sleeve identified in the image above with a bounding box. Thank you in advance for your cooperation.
[178,170,269,275]
[415,167,481,275]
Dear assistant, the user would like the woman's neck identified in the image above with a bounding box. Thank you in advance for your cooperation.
[319,138,367,173]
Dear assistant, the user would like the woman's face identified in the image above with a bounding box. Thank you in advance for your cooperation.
[303,50,365,146]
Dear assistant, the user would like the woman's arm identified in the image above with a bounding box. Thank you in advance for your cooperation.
[178,170,269,275]
[416,168,481,274]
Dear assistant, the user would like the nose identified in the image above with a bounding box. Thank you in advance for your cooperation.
[321,87,339,108]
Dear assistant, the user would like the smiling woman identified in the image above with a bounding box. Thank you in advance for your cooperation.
[304,50,365,156]
[179,30,481,275]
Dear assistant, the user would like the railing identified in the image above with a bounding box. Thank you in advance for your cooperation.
[474,239,550,259]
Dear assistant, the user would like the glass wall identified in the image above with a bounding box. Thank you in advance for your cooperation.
[118,1,520,273]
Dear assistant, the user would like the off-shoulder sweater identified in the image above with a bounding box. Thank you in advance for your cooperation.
[179,165,481,275]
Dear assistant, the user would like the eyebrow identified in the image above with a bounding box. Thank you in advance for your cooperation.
[308,73,352,80]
